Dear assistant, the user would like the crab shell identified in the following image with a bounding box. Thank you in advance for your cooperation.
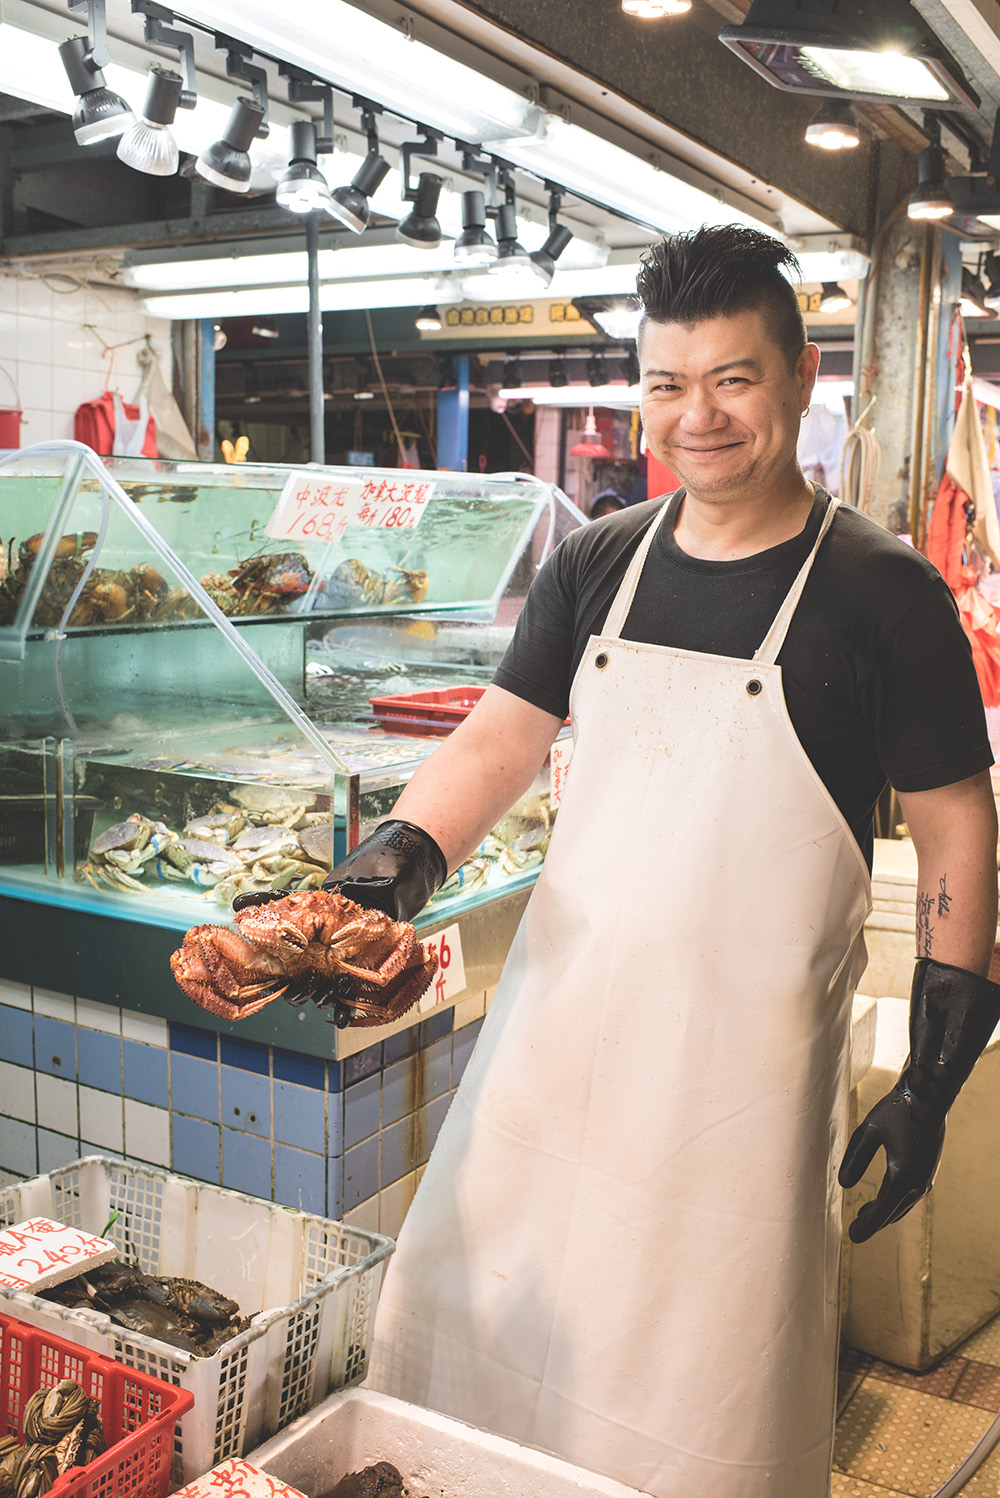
[170,888,437,1027]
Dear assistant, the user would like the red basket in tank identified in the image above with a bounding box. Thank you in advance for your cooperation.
[0,1310,193,1498]
[369,685,487,735]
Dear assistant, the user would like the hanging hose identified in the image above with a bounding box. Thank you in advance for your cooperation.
[840,393,881,512]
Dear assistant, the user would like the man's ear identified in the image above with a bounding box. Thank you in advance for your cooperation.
[798,342,821,406]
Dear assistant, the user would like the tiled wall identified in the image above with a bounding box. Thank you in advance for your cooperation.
[0,267,172,446]
[0,976,487,1237]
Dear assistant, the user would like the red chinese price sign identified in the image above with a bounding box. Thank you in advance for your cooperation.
[549,736,574,809]
[266,473,435,543]
[419,922,467,1011]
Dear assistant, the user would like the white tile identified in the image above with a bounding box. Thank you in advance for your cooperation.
[35,1073,78,1136]
[0,1061,36,1123]
[52,363,90,416]
[19,410,54,444]
[16,316,54,367]
[0,277,18,314]
[33,988,75,1021]
[79,1085,124,1152]
[76,998,121,1036]
[452,991,486,1029]
[60,325,103,371]
[378,1172,415,1239]
[121,1011,167,1048]
[50,411,76,441]
[343,1195,380,1233]
[16,278,53,318]
[16,361,52,411]
[124,1098,170,1166]
[0,980,31,1012]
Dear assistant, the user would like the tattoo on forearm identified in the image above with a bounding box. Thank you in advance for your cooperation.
[917,891,935,957]
[937,874,952,917]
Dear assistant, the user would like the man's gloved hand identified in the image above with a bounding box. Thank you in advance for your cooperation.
[839,957,1000,1243]
[231,820,447,1028]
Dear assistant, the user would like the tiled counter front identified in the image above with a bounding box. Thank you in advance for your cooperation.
[0,977,486,1237]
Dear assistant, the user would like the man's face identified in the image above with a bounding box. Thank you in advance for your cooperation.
[638,308,819,505]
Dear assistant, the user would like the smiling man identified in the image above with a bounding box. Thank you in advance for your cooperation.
[301,226,1000,1498]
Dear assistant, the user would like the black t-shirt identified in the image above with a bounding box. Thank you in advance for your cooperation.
[494,490,993,865]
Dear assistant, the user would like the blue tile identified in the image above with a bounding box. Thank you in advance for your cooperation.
[326,1155,343,1221]
[169,1022,217,1061]
[452,1020,483,1087]
[344,1073,380,1150]
[344,1044,382,1086]
[220,1067,270,1137]
[327,1090,343,1159]
[172,1116,220,1184]
[381,1056,416,1129]
[384,1026,419,1065]
[416,1093,451,1167]
[36,1128,79,1176]
[273,1144,326,1214]
[273,1049,325,1089]
[122,1040,168,1108]
[418,1035,452,1106]
[419,1009,453,1047]
[221,1127,271,1198]
[380,1115,415,1189]
[170,1053,219,1122]
[76,1028,120,1091]
[273,1080,325,1152]
[0,1006,33,1068]
[0,1117,37,1176]
[219,1035,270,1075]
[34,1017,76,1080]
[343,1134,379,1212]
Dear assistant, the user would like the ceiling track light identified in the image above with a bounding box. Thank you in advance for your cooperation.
[397,130,445,248]
[907,113,953,220]
[276,119,334,214]
[548,358,569,388]
[530,182,574,287]
[415,304,442,331]
[502,357,522,390]
[132,1,197,110]
[488,165,532,276]
[116,64,182,175]
[818,280,853,313]
[216,36,269,138]
[59,33,135,145]
[195,96,265,191]
[454,188,498,263]
[805,98,860,149]
[718,0,979,110]
[326,100,390,233]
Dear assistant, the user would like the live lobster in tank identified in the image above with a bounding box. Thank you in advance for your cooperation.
[170,887,437,1026]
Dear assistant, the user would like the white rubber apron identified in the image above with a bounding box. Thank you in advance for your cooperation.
[371,497,872,1498]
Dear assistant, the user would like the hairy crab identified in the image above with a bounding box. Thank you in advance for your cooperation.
[170,887,437,1026]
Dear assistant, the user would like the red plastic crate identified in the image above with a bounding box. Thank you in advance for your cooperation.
[369,685,487,735]
[0,1310,193,1498]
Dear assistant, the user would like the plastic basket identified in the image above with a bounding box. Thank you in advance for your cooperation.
[0,1158,394,1488]
[369,685,486,735]
[0,1309,192,1498]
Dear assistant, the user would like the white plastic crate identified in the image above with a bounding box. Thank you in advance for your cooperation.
[0,1156,394,1487]
[251,1387,647,1498]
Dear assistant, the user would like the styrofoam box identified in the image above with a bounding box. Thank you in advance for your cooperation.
[0,1157,394,1487]
[250,1387,646,1498]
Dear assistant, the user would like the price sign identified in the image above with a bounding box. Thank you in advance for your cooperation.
[0,1217,117,1292]
[173,1459,310,1498]
[266,473,436,544]
[549,736,574,808]
[419,922,467,1011]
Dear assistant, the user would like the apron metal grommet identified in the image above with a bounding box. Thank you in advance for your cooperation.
[595,652,609,669]
[746,678,762,696]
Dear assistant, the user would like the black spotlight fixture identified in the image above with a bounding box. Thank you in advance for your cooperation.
[397,130,444,248]
[530,185,574,287]
[195,97,265,192]
[415,304,443,331]
[326,103,390,233]
[58,25,134,145]
[718,0,979,111]
[805,99,860,149]
[454,189,497,263]
[276,120,334,213]
[818,281,853,313]
[587,353,605,386]
[489,168,532,272]
[907,113,953,221]
[116,66,183,176]
[502,357,522,389]
[549,358,569,388]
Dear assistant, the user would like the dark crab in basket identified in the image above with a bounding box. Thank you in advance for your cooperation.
[170,887,437,1027]
[43,1260,247,1357]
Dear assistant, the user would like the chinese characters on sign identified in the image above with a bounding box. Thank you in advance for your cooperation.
[419,923,467,1011]
[549,737,574,809]
[445,304,535,327]
[266,475,436,545]
[0,1218,117,1292]
[173,1459,309,1498]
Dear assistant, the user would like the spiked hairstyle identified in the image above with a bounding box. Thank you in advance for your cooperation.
[635,225,807,370]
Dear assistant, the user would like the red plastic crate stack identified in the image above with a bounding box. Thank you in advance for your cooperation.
[0,1311,193,1498]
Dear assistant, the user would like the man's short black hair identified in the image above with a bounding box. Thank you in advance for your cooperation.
[635,225,807,370]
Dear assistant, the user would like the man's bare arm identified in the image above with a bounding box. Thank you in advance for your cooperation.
[391,684,566,872]
[896,770,998,975]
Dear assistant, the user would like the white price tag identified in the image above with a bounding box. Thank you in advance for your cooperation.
[0,1218,117,1292]
[420,922,467,1011]
[549,736,574,808]
[266,472,436,544]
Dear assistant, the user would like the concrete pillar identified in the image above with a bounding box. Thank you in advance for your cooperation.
[438,353,469,472]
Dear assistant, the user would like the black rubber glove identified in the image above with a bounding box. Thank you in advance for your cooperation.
[320,818,447,923]
[839,957,1000,1243]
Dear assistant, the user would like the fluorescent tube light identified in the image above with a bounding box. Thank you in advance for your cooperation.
[142,276,463,319]
[499,383,641,407]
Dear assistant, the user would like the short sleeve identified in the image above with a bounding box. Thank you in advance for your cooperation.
[492,545,580,718]
[876,577,994,791]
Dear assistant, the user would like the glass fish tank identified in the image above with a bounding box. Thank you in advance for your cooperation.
[0,443,578,934]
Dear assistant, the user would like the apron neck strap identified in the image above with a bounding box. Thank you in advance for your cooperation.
[602,500,675,639]
[754,496,840,664]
